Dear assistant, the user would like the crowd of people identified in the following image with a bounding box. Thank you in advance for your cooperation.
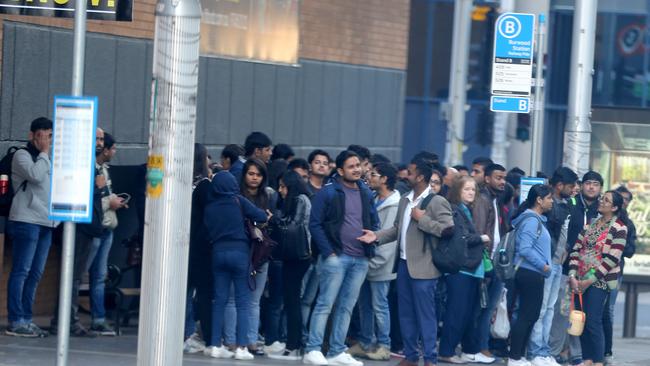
[2,120,636,366]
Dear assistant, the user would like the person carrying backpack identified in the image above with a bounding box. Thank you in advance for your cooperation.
[5,117,59,338]
[508,184,554,366]
[358,158,454,366]
[438,176,490,364]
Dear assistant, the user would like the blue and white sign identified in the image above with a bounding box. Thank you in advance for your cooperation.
[491,13,535,96]
[490,96,530,113]
[49,96,98,222]
[519,176,546,205]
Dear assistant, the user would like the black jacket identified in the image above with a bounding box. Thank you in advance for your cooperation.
[78,168,105,238]
[564,193,599,274]
[545,197,571,259]
[452,204,484,272]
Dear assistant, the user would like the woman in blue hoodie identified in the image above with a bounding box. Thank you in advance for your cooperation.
[508,184,553,366]
[202,171,268,360]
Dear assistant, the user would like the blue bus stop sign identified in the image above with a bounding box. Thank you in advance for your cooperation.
[491,13,535,97]
[490,96,530,114]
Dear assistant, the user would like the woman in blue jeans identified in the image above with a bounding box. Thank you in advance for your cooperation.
[202,171,268,360]
[223,158,278,355]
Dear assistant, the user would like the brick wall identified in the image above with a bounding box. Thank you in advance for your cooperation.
[0,0,409,70]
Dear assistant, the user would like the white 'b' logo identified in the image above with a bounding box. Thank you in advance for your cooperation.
[498,15,522,39]
[518,100,528,111]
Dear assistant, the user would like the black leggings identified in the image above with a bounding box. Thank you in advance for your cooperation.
[282,259,311,350]
[509,268,544,360]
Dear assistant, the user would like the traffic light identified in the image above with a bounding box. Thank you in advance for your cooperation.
[516,113,531,141]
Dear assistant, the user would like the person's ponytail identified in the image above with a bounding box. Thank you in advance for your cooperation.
[512,184,552,220]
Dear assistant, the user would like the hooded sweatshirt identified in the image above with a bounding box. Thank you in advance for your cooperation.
[367,190,400,281]
[513,209,552,278]
[203,171,267,252]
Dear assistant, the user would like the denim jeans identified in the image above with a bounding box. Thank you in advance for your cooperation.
[223,261,268,345]
[396,260,438,364]
[528,262,563,358]
[86,230,113,324]
[6,221,53,327]
[357,279,391,350]
[439,273,481,357]
[603,277,621,356]
[211,248,251,346]
[472,271,504,352]
[304,254,369,357]
[301,262,320,342]
[579,286,608,364]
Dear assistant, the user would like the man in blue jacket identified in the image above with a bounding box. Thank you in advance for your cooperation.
[303,150,380,366]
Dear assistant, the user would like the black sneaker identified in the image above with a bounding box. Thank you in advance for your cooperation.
[90,322,117,336]
[71,322,97,338]
[27,323,49,338]
[5,324,39,338]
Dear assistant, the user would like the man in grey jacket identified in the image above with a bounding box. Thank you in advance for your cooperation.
[5,117,59,337]
[359,159,454,366]
[349,162,400,361]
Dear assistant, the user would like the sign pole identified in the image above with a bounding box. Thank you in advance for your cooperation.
[56,0,87,364]
[136,0,201,364]
[444,0,473,166]
[530,14,546,175]
[563,0,598,177]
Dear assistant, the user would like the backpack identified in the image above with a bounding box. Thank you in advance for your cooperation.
[494,214,543,281]
[0,146,35,217]
[420,194,466,274]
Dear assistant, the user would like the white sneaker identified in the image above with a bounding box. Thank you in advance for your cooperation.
[544,356,561,366]
[462,352,496,364]
[204,345,233,359]
[327,352,364,366]
[508,358,532,366]
[234,347,255,360]
[531,357,550,366]
[441,355,468,364]
[268,349,302,361]
[303,350,329,365]
[183,333,205,354]
[263,341,286,354]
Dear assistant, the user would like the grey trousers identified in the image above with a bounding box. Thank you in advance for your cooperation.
[549,274,582,362]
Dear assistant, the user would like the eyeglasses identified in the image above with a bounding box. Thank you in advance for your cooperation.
[430,180,442,185]
[598,196,612,205]
[370,172,382,177]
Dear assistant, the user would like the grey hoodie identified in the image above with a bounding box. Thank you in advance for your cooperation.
[367,190,400,281]
[9,148,58,228]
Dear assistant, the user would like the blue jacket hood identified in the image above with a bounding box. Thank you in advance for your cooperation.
[212,171,239,195]
[512,209,547,227]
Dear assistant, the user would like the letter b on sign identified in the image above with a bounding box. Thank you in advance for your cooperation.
[519,100,528,111]
[505,21,516,35]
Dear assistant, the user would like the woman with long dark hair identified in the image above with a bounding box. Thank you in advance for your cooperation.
[508,184,554,366]
[223,158,279,355]
[438,176,490,363]
[184,143,212,353]
[267,170,313,360]
[569,190,627,366]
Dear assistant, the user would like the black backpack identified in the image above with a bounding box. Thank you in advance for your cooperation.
[420,194,466,274]
[0,146,35,217]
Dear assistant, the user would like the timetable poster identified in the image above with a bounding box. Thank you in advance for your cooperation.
[49,96,98,222]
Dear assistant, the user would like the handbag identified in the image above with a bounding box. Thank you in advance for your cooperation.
[276,218,310,261]
[235,197,277,281]
[568,292,586,336]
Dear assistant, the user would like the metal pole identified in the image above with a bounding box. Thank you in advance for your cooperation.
[563,0,598,176]
[530,14,546,175]
[491,0,515,166]
[444,0,473,166]
[136,0,201,363]
[56,0,87,363]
